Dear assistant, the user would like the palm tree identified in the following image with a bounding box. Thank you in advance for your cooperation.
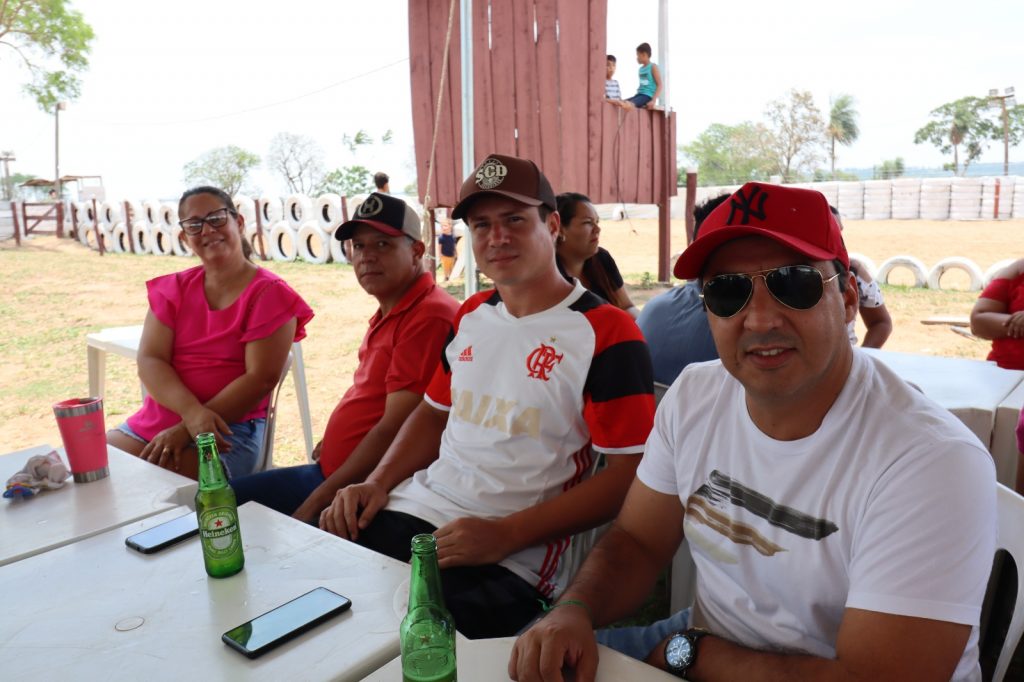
[828,95,860,179]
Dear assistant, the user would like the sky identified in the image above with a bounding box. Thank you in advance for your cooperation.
[2,0,1022,201]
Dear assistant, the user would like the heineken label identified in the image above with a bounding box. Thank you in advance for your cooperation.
[199,507,241,558]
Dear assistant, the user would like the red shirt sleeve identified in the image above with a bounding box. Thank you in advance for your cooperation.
[581,304,655,453]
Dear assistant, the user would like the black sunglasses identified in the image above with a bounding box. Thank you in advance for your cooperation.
[179,207,235,236]
[700,265,840,318]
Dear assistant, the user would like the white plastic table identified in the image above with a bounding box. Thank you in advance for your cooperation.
[861,348,1024,450]
[993,380,1024,488]
[0,444,195,566]
[364,634,680,681]
[86,325,315,458]
[0,502,409,681]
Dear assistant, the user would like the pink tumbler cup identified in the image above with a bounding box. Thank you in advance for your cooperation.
[53,397,109,482]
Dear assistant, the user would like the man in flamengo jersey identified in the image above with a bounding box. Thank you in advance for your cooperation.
[321,153,655,639]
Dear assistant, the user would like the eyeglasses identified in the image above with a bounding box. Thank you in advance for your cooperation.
[179,208,234,235]
[700,265,840,318]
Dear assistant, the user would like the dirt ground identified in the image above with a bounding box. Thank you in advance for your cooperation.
[1,217,1020,466]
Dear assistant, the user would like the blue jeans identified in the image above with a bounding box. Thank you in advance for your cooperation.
[230,463,325,516]
[625,93,652,108]
[116,418,265,479]
[595,608,691,661]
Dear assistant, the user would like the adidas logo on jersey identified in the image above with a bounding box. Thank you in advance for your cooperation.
[458,346,473,362]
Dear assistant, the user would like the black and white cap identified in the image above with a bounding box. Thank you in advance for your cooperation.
[334,192,422,241]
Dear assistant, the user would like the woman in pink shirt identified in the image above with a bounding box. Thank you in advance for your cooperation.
[106,186,313,479]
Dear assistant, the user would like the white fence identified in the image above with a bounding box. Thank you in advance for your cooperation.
[684,176,1024,221]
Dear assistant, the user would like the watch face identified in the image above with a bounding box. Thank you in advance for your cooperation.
[665,633,694,669]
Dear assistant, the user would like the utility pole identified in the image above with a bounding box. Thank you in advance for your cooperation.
[988,87,1016,176]
[55,102,67,199]
[0,151,14,201]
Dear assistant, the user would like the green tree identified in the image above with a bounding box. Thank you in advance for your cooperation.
[268,132,325,195]
[317,165,373,197]
[827,94,860,179]
[680,122,775,186]
[0,0,95,111]
[763,89,827,183]
[183,145,261,196]
[872,157,905,180]
[913,96,995,176]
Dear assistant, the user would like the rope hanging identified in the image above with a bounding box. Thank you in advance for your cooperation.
[420,0,459,268]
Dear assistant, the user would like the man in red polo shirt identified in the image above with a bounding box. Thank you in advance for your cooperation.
[230,192,459,521]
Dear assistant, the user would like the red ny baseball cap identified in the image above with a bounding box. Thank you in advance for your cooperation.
[673,182,849,280]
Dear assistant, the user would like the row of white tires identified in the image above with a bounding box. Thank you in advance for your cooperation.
[854,253,1014,292]
[76,220,347,265]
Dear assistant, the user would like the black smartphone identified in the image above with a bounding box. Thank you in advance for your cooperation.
[125,512,199,554]
[221,587,353,659]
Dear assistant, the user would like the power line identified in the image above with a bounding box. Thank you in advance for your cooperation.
[80,57,410,128]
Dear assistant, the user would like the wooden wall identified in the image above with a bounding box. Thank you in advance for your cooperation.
[409,0,677,208]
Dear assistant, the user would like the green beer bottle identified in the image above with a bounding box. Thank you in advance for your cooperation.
[194,432,244,578]
[400,534,457,682]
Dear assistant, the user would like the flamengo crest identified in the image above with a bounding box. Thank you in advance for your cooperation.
[475,158,508,189]
[526,343,563,381]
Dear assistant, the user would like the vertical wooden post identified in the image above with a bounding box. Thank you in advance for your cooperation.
[123,201,136,253]
[11,200,21,246]
[685,171,698,244]
[657,112,672,282]
[56,201,65,239]
[994,178,1001,220]
[428,206,436,280]
[254,200,267,261]
[93,197,104,256]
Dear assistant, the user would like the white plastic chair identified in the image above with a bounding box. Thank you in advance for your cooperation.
[252,352,293,473]
[992,483,1024,681]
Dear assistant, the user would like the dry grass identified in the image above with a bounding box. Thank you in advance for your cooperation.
[2,217,1019,463]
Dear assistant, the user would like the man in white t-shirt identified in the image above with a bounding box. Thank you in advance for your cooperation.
[322,154,655,639]
[510,181,996,681]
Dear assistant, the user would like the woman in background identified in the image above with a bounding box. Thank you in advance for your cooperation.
[971,258,1024,369]
[556,192,639,318]
[106,186,313,479]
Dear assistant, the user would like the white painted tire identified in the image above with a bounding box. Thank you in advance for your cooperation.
[285,194,313,228]
[84,225,103,251]
[848,252,877,279]
[233,194,257,224]
[142,200,162,225]
[259,196,283,225]
[131,222,152,255]
[269,221,298,262]
[110,223,130,253]
[160,204,177,229]
[151,226,174,256]
[100,201,123,227]
[329,232,348,264]
[171,225,193,257]
[984,259,1019,286]
[316,193,343,231]
[876,255,928,288]
[927,257,984,291]
[296,222,331,264]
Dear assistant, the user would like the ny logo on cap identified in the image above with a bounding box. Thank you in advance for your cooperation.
[727,185,768,225]
[358,195,384,218]
[475,158,508,189]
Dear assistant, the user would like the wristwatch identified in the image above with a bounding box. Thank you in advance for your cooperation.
[664,627,709,678]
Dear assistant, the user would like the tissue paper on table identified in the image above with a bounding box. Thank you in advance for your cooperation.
[4,450,70,499]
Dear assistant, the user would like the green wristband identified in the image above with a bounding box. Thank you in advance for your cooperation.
[540,598,593,622]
